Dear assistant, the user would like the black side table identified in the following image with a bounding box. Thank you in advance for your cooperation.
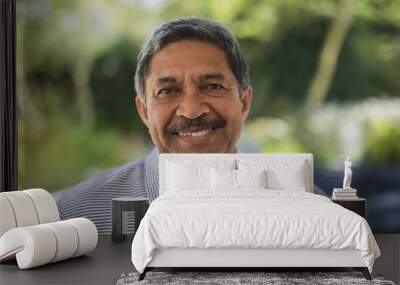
[332,197,367,218]
[112,197,149,242]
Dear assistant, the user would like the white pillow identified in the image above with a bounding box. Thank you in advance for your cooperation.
[236,169,267,189]
[167,162,210,191]
[211,168,268,191]
[211,168,236,190]
[237,159,307,191]
[166,159,236,192]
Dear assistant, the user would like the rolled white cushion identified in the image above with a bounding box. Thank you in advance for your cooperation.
[0,226,57,269]
[24,189,59,224]
[0,218,98,269]
[65,218,98,257]
[0,196,16,237]
[42,221,79,262]
[0,192,39,227]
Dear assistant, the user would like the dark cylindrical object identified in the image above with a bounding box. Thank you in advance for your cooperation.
[112,197,149,242]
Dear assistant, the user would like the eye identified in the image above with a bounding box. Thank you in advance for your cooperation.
[157,87,181,97]
[201,83,226,91]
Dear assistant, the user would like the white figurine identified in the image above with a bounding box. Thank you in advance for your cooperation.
[343,156,353,189]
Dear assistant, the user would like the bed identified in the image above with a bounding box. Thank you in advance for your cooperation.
[131,153,381,281]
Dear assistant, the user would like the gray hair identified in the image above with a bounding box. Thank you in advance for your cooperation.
[134,17,250,103]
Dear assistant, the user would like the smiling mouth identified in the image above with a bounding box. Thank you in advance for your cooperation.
[177,128,213,137]
[167,115,226,138]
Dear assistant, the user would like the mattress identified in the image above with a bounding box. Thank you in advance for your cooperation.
[131,190,381,273]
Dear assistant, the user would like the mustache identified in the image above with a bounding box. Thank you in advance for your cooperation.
[166,114,226,135]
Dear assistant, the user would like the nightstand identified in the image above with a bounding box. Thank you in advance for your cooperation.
[332,197,367,218]
[111,197,149,242]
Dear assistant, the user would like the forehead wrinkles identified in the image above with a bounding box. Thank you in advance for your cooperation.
[146,41,234,87]
[148,61,234,88]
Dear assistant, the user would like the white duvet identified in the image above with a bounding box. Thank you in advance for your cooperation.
[131,190,380,273]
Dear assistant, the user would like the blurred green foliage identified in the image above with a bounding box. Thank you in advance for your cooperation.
[243,98,400,167]
[18,114,148,190]
[17,0,400,190]
[90,38,147,134]
[363,120,400,165]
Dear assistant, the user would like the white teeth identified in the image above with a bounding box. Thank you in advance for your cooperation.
[178,129,212,137]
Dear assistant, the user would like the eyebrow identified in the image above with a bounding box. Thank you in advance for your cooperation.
[156,76,178,85]
[155,73,227,86]
[199,73,226,82]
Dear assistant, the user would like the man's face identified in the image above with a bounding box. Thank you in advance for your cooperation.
[136,40,252,153]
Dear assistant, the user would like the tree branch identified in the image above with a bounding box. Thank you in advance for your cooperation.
[306,0,354,109]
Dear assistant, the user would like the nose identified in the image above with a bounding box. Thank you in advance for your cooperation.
[175,86,210,119]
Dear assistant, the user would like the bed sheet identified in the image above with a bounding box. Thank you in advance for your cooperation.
[131,190,380,273]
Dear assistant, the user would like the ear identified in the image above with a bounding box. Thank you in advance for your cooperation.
[240,86,253,123]
[135,96,150,128]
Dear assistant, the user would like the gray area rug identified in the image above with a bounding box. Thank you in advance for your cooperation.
[116,271,396,285]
